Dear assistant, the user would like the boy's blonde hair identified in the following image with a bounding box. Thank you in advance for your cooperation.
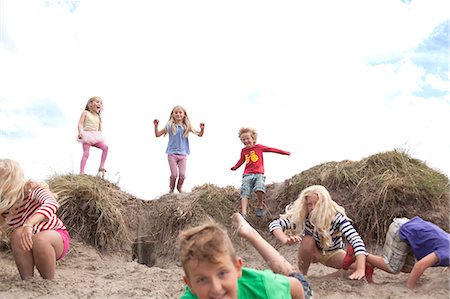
[281,185,347,250]
[238,127,258,142]
[177,221,237,277]
[166,105,198,138]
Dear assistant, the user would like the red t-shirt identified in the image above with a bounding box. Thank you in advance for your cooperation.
[231,144,290,175]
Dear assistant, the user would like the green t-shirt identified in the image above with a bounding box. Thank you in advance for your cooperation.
[180,267,291,299]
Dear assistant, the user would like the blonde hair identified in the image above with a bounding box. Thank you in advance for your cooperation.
[0,159,54,233]
[281,185,347,250]
[177,221,237,277]
[84,96,103,122]
[238,127,258,142]
[166,105,198,138]
[0,159,26,215]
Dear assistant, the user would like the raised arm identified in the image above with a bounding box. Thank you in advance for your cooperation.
[197,123,205,137]
[261,145,291,156]
[153,119,166,137]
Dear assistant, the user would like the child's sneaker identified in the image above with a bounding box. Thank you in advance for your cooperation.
[97,168,106,179]
[255,207,265,217]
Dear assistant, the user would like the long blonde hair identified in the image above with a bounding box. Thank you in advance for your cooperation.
[0,159,26,215]
[166,105,198,138]
[281,185,347,250]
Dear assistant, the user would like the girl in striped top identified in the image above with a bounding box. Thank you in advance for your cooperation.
[269,185,372,282]
[0,159,70,280]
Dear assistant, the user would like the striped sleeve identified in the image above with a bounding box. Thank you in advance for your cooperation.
[269,217,295,233]
[31,187,59,220]
[335,213,367,256]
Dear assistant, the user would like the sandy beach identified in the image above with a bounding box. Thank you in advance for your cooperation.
[1,237,449,299]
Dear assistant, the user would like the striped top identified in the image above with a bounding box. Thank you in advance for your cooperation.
[2,186,66,233]
[269,212,367,256]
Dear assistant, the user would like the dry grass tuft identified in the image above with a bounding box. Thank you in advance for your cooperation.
[130,184,239,259]
[3,149,445,256]
[273,149,449,245]
[48,174,132,252]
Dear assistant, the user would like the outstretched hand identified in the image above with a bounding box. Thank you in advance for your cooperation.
[285,235,302,245]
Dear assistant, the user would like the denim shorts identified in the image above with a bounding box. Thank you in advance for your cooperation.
[240,174,266,198]
[289,272,313,299]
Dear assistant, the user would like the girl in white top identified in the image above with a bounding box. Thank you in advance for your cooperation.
[77,96,109,177]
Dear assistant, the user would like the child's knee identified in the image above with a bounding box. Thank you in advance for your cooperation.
[301,235,315,247]
[10,229,23,248]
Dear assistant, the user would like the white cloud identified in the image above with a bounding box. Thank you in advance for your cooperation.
[1,0,449,199]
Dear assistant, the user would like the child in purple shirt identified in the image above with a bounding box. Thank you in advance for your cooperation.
[154,105,205,193]
[366,216,450,289]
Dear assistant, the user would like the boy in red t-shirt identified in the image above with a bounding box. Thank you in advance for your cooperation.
[231,127,290,218]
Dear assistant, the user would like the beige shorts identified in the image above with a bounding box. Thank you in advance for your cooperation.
[383,218,416,273]
[317,248,341,265]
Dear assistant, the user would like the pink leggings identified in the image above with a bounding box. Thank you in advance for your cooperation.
[80,142,109,174]
[168,154,186,178]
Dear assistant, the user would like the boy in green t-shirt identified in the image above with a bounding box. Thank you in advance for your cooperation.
[177,213,312,299]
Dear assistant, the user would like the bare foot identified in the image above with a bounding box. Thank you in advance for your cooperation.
[231,212,256,239]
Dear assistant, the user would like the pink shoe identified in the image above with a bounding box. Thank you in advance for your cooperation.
[342,245,354,270]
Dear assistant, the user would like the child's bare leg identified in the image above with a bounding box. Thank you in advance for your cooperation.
[255,191,264,209]
[32,230,63,279]
[298,235,316,275]
[366,254,393,273]
[10,228,35,279]
[231,213,295,275]
[324,249,346,269]
[241,197,249,215]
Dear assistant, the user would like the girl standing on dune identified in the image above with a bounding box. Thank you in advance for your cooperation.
[154,105,205,193]
[77,96,109,177]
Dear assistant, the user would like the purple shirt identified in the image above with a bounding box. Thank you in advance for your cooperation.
[165,124,190,155]
[399,216,450,266]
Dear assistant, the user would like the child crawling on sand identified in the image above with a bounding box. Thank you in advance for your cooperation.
[177,213,312,299]
[365,216,450,289]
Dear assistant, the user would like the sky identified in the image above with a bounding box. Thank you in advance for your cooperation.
[1,0,449,200]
